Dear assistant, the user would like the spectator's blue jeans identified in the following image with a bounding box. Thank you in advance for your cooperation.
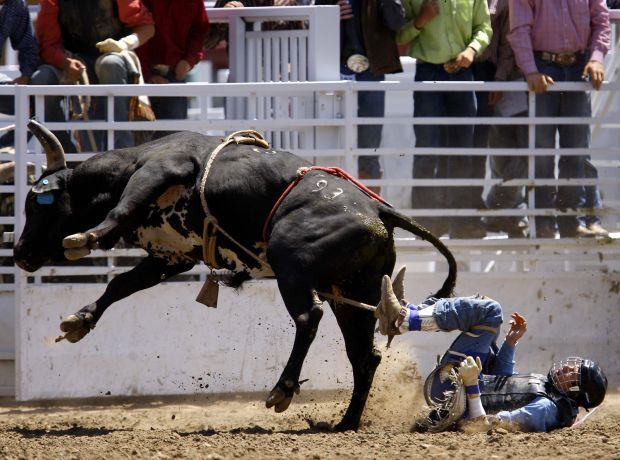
[0,74,29,149]
[341,67,385,179]
[485,110,529,230]
[150,73,189,140]
[30,53,133,152]
[533,55,590,234]
[0,73,15,115]
[412,63,478,232]
[29,65,77,153]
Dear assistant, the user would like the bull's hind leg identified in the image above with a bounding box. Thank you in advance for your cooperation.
[331,310,381,431]
[266,279,324,413]
[330,270,388,431]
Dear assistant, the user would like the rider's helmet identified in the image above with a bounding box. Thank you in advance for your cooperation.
[548,357,608,409]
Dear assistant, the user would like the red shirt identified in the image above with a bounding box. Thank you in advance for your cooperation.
[138,0,210,81]
[36,0,154,69]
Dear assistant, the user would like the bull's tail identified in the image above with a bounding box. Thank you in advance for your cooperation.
[379,205,457,299]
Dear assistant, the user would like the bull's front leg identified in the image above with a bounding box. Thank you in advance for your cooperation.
[63,159,197,259]
[58,256,194,342]
[265,281,324,413]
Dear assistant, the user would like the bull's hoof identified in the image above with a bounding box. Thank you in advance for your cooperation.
[265,380,300,413]
[57,313,95,343]
[333,419,359,432]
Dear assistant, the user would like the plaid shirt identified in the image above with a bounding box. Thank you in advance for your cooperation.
[0,0,39,78]
[508,0,611,76]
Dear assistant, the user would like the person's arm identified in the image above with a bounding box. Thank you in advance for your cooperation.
[380,0,406,31]
[467,0,492,56]
[493,397,562,432]
[36,0,69,70]
[490,312,526,375]
[493,1,512,82]
[10,1,39,81]
[508,0,554,93]
[96,0,155,53]
[396,0,437,45]
[582,0,611,90]
[174,2,210,80]
[460,356,486,420]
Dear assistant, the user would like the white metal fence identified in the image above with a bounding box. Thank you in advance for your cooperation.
[1,79,619,284]
[1,5,620,396]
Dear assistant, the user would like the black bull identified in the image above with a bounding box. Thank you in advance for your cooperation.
[14,120,457,431]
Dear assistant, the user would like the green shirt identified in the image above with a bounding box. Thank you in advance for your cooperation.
[397,0,492,64]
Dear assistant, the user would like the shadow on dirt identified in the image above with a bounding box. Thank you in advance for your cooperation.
[174,423,333,437]
[10,425,130,438]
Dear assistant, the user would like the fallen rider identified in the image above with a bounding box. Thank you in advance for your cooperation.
[376,269,608,432]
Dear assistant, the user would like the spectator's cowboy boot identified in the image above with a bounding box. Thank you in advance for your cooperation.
[587,223,610,237]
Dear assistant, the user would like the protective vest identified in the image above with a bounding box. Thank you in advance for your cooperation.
[480,374,577,428]
[58,0,129,58]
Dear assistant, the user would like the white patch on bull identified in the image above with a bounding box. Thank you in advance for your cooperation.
[157,184,186,208]
[134,184,203,262]
[136,224,202,262]
[218,246,273,278]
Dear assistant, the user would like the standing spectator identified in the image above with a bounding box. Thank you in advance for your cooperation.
[138,0,210,139]
[398,0,492,239]
[482,0,530,238]
[508,0,611,238]
[32,0,154,151]
[315,0,405,194]
[0,0,39,149]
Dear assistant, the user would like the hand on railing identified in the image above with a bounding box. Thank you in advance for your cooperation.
[583,60,605,91]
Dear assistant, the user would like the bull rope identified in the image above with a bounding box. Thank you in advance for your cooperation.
[198,130,272,273]
[197,132,383,313]
[262,165,392,242]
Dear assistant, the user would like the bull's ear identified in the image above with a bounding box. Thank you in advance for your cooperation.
[27,119,67,172]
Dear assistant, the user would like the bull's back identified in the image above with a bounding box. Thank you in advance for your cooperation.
[205,145,310,241]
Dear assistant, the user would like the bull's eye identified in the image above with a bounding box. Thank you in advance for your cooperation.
[36,192,55,205]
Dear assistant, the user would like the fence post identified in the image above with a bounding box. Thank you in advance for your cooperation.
[13,85,28,400]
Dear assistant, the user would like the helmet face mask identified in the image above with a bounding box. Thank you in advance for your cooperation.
[548,357,608,409]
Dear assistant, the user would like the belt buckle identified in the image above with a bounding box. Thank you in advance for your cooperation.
[555,53,576,66]
[443,60,459,74]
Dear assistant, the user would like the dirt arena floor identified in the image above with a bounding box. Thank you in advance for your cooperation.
[1,352,619,460]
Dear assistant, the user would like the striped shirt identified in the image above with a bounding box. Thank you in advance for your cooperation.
[508,0,611,76]
[0,0,39,78]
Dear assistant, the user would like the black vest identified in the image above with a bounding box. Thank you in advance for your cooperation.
[480,374,577,428]
[58,0,128,58]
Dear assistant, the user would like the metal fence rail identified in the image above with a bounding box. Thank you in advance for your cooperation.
[0,79,617,293]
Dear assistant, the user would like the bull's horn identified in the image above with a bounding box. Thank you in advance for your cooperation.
[27,119,66,172]
[0,161,15,183]
[392,265,406,304]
